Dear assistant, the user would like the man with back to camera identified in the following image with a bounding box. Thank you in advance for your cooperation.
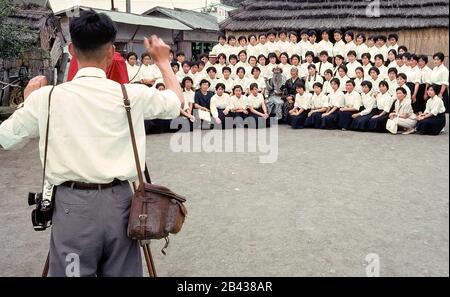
[0,10,184,277]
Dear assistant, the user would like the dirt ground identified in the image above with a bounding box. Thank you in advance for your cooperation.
[0,121,448,277]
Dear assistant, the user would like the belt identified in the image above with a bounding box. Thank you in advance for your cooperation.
[60,179,123,190]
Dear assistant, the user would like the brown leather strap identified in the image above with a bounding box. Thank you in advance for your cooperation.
[42,86,56,190]
[121,85,145,194]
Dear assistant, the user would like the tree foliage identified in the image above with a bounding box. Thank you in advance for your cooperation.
[0,0,34,60]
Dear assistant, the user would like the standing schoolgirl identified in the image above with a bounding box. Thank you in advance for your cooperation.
[125,52,141,83]
[236,50,252,76]
[304,82,329,128]
[355,33,368,61]
[305,64,324,93]
[247,83,270,128]
[257,54,268,78]
[278,52,291,75]
[389,87,417,135]
[321,78,345,129]
[333,30,346,60]
[333,55,345,77]
[351,81,378,131]
[247,34,259,58]
[298,29,309,61]
[210,83,232,128]
[337,80,362,130]
[368,66,382,93]
[368,81,395,133]
[386,49,398,69]
[322,69,334,95]
[316,51,334,77]
[346,50,362,79]
[336,65,350,93]
[317,29,334,59]
[374,54,388,80]
[288,84,312,129]
[237,36,248,53]
[387,68,399,96]
[182,77,195,117]
[205,67,219,92]
[361,53,373,78]
[430,52,449,112]
[265,52,279,79]
[417,55,432,111]
[286,54,301,80]
[228,54,239,79]
[407,54,422,113]
[218,66,235,94]
[300,51,316,79]
[416,85,447,135]
[215,53,228,79]
[354,67,365,94]
[343,30,357,60]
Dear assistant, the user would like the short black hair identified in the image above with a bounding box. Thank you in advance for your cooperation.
[361,80,373,91]
[206,66,217,73]
[222,66,231,73]
[418,55,429,64]
[216,83,226,91]
[70,10,117,54]
[396,87,407,95]
[379,80,389,90]
[433,52,445,62]
[361,53,371,60]
[388,67,398,75]
[330,78,340,86]
[347,50,357,57]
[398,45,408,52]
[369,66,380,75]
[313,82,323,90]
[126,52,138,61]
[388,33,399,41]
[249,83,259,90]
[397,73,407,80]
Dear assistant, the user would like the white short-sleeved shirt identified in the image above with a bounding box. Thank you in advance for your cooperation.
[406,66,421,84]
[210,93,231,118]
[183,90,195,111]
[430,64,449,86]
[356,44,369,60]
[229,95,249,110]
[315,61,334,76]
[346,60,363,79]
[360,92,377,116]
[305,74,324,93]
[126,63,141,83]
[248,76,266,92]
[317,40,334,57]
[294,92,313,109]
[218,77,235,94]
[328,89,345,108]
[247,93,265,109]
[425,95,446,116]
[419,66,433,85]
[310,93,329,109]
[0,67,181,185]
[333,40,346,58]
[376,91,394,112]
[343,91,362,110]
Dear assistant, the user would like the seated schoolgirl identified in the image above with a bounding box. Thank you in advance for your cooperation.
[248,67,267,96]
[336,65,350,92]
[234,67,250,94]
[368,81,395,133]
[389,87,417,135]
[351,81,378,131]
[210,83,232,129]
[194,79,215,127]
[218,66,234,94]
[247,83,270,128]
[337,80,362,130]
[229,85,250,120]
[304,82,330,128]
[288,84,312,129]
[321,78,345,129]
[416,85,447,135]
[368,66,382,93]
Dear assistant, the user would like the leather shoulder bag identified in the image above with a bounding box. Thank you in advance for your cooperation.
[121,84,187,241]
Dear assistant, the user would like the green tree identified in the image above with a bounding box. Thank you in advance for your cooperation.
[0,0,33,59]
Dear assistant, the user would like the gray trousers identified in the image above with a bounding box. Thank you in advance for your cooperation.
[49,181,143,277]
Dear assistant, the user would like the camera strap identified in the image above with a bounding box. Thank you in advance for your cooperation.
[42,86,56,191]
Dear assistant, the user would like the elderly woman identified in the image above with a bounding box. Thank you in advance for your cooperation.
[266,66,286,121]
[389,87,417,135]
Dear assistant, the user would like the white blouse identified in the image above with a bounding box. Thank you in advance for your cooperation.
[376,92,394,112]
[430,64,449,86]
[210,93,231,118]
[360,92,377,116]
[310,93,329,109]
[247,93,266,109]
[424,95,446,116]
[343,91,362,110]
[294,92,313,109]
[229,95,249,110]
[328,89,345,108]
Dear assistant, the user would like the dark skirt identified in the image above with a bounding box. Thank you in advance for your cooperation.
[368,113,390,133]
[416,113,446,135]
[144,119,173,134]
[337,111,357,130]
[414,83,427,113]
[248,108,271,129]
[434,84,449,113]
[321,111,339,130]
[289,110,309,129]
[216,109,233,129]
[282,101,295,123]
[304,111,325,128]
[350,109,379,131]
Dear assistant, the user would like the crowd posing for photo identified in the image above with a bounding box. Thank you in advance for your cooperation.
[124,29,449,135]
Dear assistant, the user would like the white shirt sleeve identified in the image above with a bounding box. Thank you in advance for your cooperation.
[0,87,48,150]
[134,85,181,120]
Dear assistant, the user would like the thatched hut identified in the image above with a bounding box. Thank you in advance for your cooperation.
[220,0,449,65]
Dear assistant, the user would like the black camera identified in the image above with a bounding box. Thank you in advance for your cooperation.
[28,190,54,231]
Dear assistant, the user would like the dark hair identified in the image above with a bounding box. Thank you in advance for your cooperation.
[70,10,117,54]
[267,29,277,36]
[319,50,329,57]
[307,64,317,70]
[324,69,333,76]
[335,55,345,61]
[288,31,297,38]
[268,52,278,59]
[206,66,217,74]
[330,77,340,86]
[181,76,193,88]
[402,52,412,60]
[295,84,306,91]
[258,33,267,38]
[369,66,380,75]
[238,50,247,57]
[396,87,407,95]
[428,84,441,94]
[229,54,238,62]
[308,30,317,37]
[397,73,407,80]
[126,52,138,61]
[388,49,398,58]
[238,36,247,42]
[361,53,371,60]
[171,61,179,69]
[251,66,261,75]
[344,30,354,39]
[334,29,343,35]
[304,51,315,58]
[227,35,236,42]
[249,34,257,40]
[279,52,289,60]
[355,67,364,74]
[376,35,387,42]
[141,52,151,60]
[321,29,329,35]
[388,33,399,41]
[313,82,323,90]
[200,79,211,87]
[388,67,398,75]
[418,55,429,64]
[361,80,373,91]
[222,66,231,73]
[278,30,287,36]
[347,50,357,57]
[433,52,445,62]
[176,51,185,57]
[236,67,246,75]
[218,34,226,41]
[374,54,384,62]
[215,83,226,91]
[398,45,408,52]
[155,83,165,89]
[182,61,191,67]
[233,85,243,93]
[249,83,259,90]
[410,54,420,62]
[338,65,348,73]
[379,80,389,90]
[356,33,366,42]
[346,80,356,87]
[291,54,301,62]
[218,53,227,60]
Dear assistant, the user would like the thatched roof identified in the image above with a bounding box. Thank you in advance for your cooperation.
[220,0,450,32]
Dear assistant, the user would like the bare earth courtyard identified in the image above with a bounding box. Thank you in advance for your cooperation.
[0,122,448,277]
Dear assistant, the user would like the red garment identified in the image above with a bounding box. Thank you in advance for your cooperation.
[67,52,129,84]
